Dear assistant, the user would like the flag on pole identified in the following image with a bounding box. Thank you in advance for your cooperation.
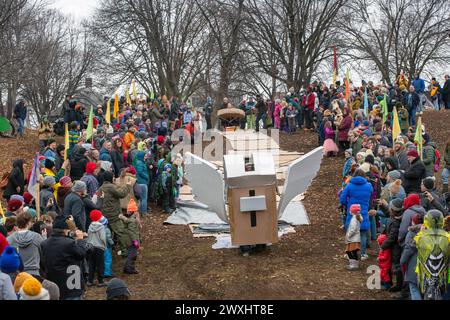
[150,91,155,100]
[382,94,388,124]
[345,67,350,102]
[113,94,119,119]
[333,46,337,86]
[64,123,69,161]
[28,153,40,201]
[125,87,131,105]
[363,87,369,116]
[106,99,111,124]
[392,106,401,142]
[414,117,423,160]
[0,201,4,218]
[132,80,137,99]
[86,105,94,141]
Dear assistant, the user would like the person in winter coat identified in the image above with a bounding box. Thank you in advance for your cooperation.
[6,212,44,277]
[0,270,16,300]
[63,181,87,233]
[41,216,88,300]
[38,119,54,151]
[399,194,426,245]
[13,100,27,137]
[100,141,113,163]
[394,141,410,171]
[337,108,352,153]
[40,176,58,214]
[86,210,106,287]
[404,86,420,126]
[111,138,126,178]
[420,177,448,214]
[422,139,437,178]
[377,234,392,290]
[342,149,354,179]
[56,176,72,211]
[339,169,373,259]
[400,214,423,300]
[380,198,404,293]
[99,216,114,279]
[345,204,363,270]
[133,151,148,215]
[98,171,132,255]
[80,162,99,198]
[69,147,89,181]
[3,159,26,201]
[403,149,426,194]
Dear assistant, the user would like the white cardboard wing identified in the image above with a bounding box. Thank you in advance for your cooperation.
[277,147,324,218]
[184,152,228,223]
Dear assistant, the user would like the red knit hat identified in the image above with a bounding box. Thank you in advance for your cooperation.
[85,162,97,175]
[407,149,419,158]
[7,199,23,212]
[157,135,165,145]
[404,194,420,210]
[23,192,33,205]
[90,210,103,222]
[350,204,361,214]
[128,166,136,175]
[59,176,72,188]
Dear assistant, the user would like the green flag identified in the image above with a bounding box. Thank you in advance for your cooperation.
[86,105,94,141]
[414,116,423,160]
[150,91,155,100]
[382,94,388,124]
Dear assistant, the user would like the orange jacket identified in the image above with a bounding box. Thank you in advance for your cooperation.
[123,131,135,151]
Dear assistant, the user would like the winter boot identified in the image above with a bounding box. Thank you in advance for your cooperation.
[123,246,139,274]
[346,259,359,271]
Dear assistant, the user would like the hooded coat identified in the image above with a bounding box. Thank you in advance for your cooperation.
[400,224,421,285]
[3,160,25,199]
[399,205,426,245]
[69,148,88,181]
[87,222,106,250]
[134,151,149,185]
[63,192,86,232]
[7,230,44,276]
[403,157,426,194]
[41,230,88,300]
[340,176,373,231]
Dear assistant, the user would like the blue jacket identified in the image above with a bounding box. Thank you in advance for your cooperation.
[135,151,149,185]
[403,92,420,110]
[99,148,112,162]
[342,157,353,178]
[412,77,425,94]
[44,148,57,160]
[339,176,373,231]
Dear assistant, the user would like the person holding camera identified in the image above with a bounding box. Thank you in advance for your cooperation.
[41,215,89,300]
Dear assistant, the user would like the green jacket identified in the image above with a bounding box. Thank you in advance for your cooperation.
[398,108,409,131]
[423,143,436,176]
[98,182,131,222]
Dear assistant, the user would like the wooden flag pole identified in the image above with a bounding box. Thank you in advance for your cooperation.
[36,182,41,221]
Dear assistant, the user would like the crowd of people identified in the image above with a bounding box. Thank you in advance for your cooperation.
[0,72,449,300]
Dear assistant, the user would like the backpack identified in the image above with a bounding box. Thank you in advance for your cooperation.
[0,172,10,190]
[434,148,441,173]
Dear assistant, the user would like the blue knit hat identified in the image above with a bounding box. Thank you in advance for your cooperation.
[0,246,21,273]
[99,216,108,226]
[164,164,172,171]
[362,129,372,137]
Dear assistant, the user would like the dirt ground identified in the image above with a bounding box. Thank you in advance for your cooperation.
[1,110,448,300]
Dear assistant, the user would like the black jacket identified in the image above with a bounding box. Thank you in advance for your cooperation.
[70,149,88,181]
[41,230,88,300]
[381,217,402,265]
[402,157,426,194]
[63,192,86,232]
[111,149,126,177]
[3,160,25,199]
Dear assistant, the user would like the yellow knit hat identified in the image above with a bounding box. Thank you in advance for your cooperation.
[22,278,42,296]
[14,272,33,293]
[127,198,138,213]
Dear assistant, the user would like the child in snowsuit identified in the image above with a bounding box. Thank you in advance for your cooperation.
[87,210,107,287]
[99,216,114,278]
[345,204,363,270]
[377,233,392,290]
[161,164,175,213]
[118,199,142,274]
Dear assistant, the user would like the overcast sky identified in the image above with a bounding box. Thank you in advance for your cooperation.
[51,0,97,20]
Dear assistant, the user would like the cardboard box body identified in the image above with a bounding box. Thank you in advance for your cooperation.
[228,185,278,246]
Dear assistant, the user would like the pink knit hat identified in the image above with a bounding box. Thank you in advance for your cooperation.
[59,176,72,188]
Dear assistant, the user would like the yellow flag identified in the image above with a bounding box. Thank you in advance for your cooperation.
[113,94,119,119]
[392,107,401,142]
[64,123,69,161]
[414,117,423,160]
[0,201,4,218]
[106,99,111,124]
[125,87,131,105]
[132,80,137,99]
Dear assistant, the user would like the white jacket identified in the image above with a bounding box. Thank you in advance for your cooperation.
[345,215,361,244]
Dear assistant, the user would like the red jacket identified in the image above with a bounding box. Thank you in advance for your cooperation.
[306,93,315,111]
[0,234,8,256]
[377,234,392,283]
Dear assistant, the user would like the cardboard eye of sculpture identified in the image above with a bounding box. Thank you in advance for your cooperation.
[184,147,323,247]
